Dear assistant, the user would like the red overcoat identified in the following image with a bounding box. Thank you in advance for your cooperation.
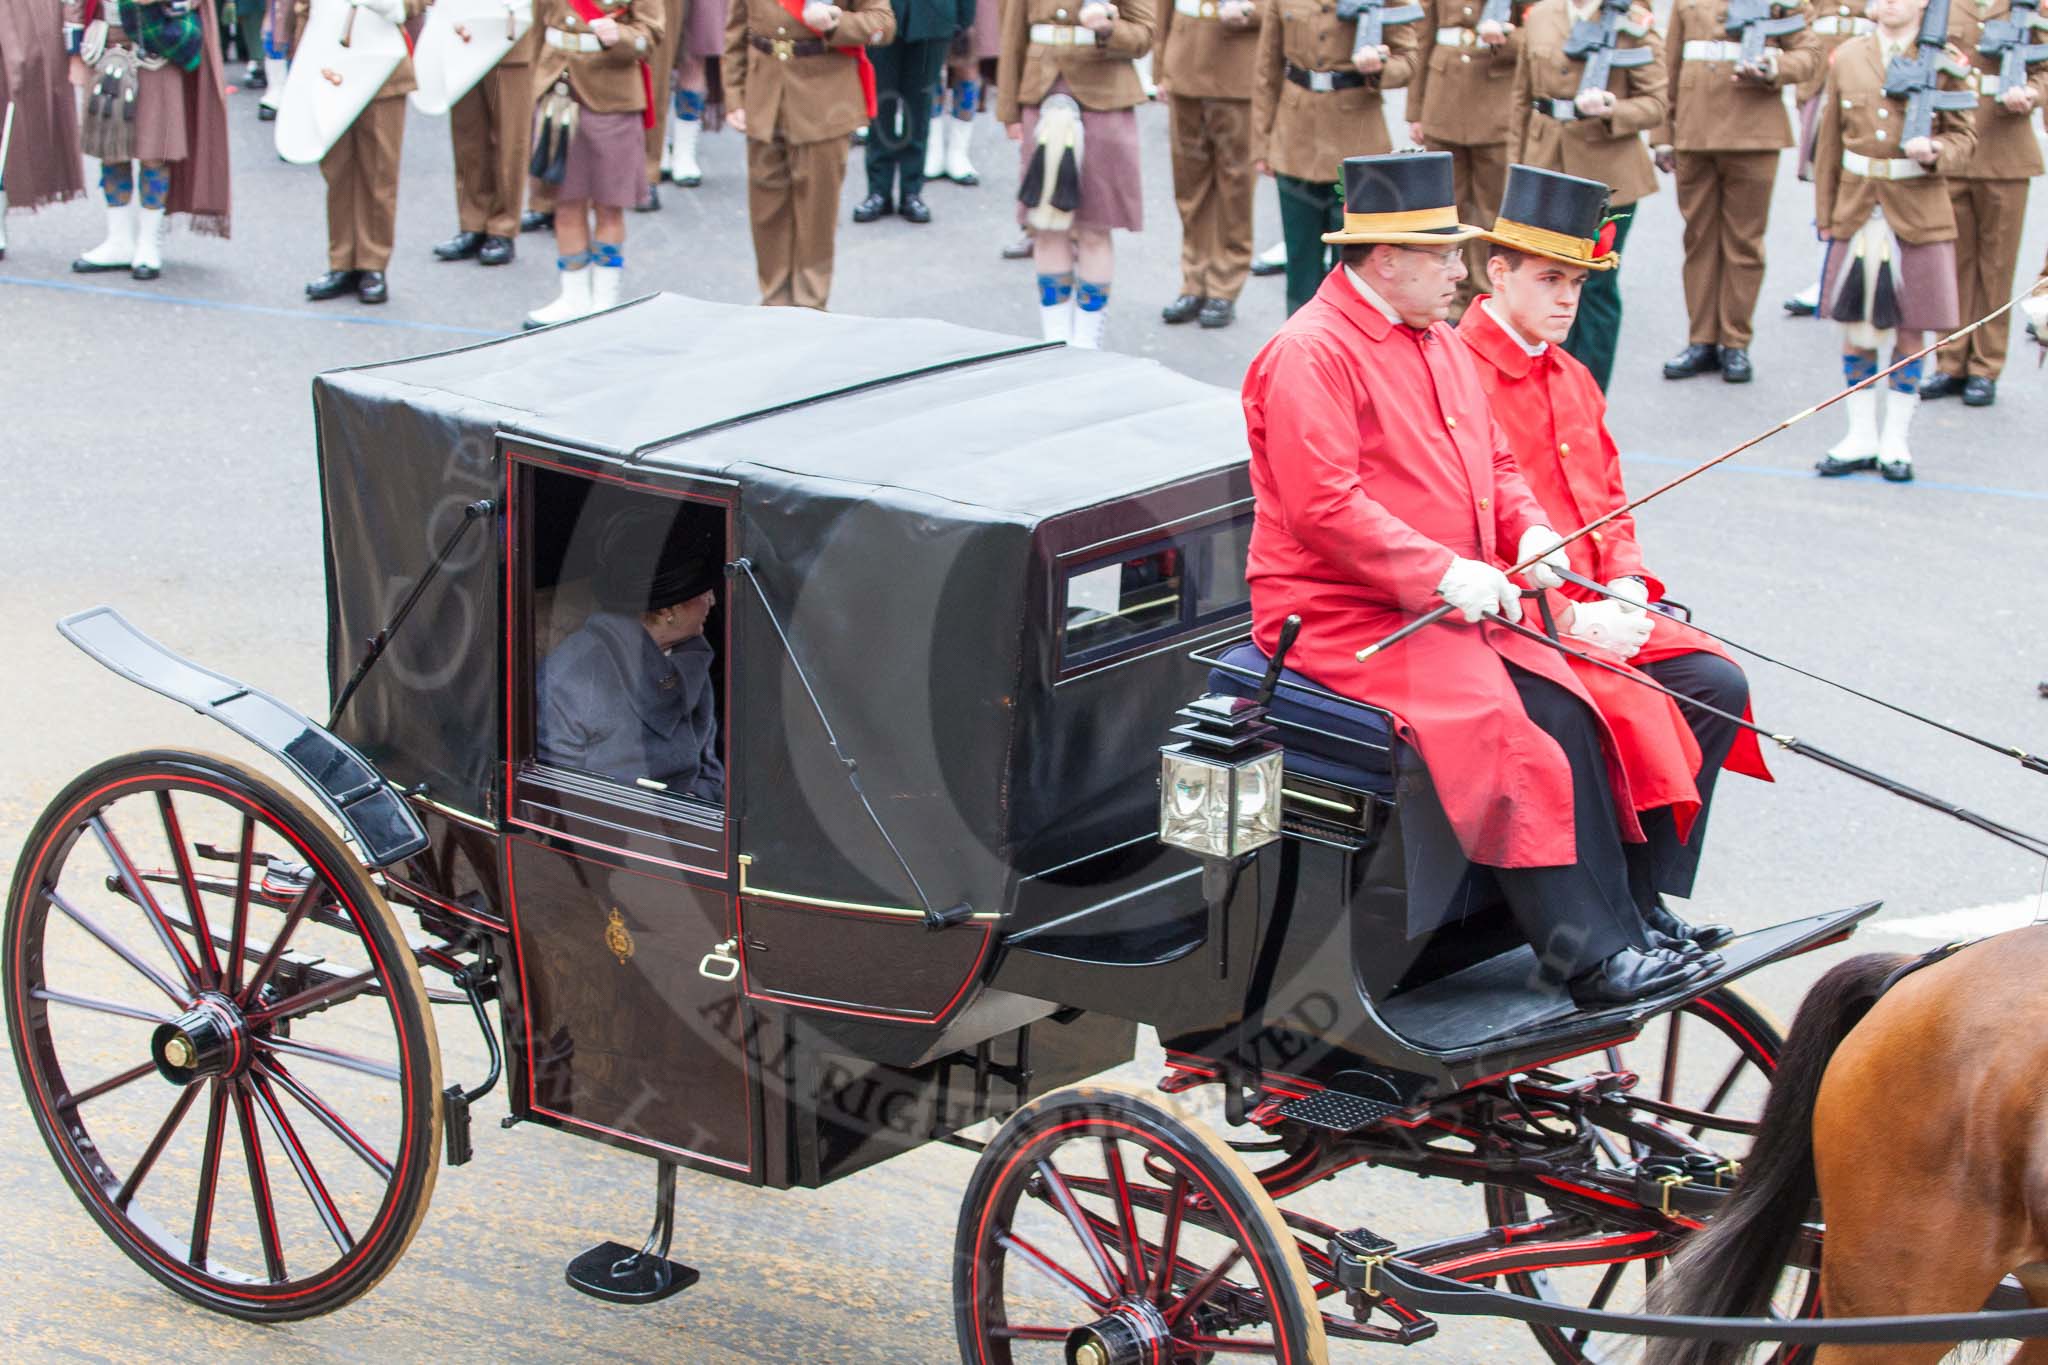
[1456,298,1772,788]
[1242,269,1645,872]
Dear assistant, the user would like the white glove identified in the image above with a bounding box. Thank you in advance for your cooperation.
[1566,599,1654,659]
[353,0,407,24]
[1606,576,1649,610]
[1437,556,1523,625]
[1516,527,1570,590]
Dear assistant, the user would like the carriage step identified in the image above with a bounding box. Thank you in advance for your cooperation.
[565,1240,700,1304]
[1277,1088,1408,1133]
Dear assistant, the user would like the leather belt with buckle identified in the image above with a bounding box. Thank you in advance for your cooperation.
[1681,39,1745,62]
[1843,149,1927,180]
[1435,25,1480,46]
[748,31,829,58]
[1286,62,1368,92]
[1174,0,1224,16]
[545,27,604,52]
[1029,22,1099,45]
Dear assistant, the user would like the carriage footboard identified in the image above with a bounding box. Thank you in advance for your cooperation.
[56,606,429,867]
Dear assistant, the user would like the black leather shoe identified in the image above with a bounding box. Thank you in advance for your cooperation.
[1917,371,1964,401]
[1962,375,1996,407]
[1198,298,1236,329]
[519,209,554,234]
[1569,948,1703,1009]
[1663,343,1720,379]
[477,235,514,266]
[1001,232,1034,260]
[305,269,362,301]
[1647,935,1726,972]
[1879,458,1915,483]
[1161,293,1203,324]
[1717,346,1753,383]
[635,184,661,213]
[852,193,892,223]
[1644,898,1734,951]
[257,103,276,122]
[900,194,932,224]
[245,65,267,91]
[356,271,389,305]
[1815,453,1876,477]
[433,230,484,262]
[1783,292,1816,317]
[1250,254,1285,278]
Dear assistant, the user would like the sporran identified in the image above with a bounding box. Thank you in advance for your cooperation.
[81,46,144,164]
[530,78,579,185]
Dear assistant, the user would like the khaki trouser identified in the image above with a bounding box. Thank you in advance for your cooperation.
[644,14,683,185]
[1426,136,1507,316]
[1676,149,1779,349]
[1168,94,1256,302]
[323,96,407,272]
[747,134,852,309]
[1938,177,2030,379]
[451,62,534,239]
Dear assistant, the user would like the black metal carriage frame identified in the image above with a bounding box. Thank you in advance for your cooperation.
[15,296,2047,1361]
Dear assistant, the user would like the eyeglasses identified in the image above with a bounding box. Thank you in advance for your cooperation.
[1399,245,1466,268]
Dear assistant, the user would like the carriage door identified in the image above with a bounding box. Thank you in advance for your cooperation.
[499,452,756,1180]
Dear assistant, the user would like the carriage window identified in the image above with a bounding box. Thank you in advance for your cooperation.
[523,468,728,813]
[1060,515,1252,669]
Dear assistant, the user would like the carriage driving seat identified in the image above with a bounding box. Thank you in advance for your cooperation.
[1205,642,1397,796]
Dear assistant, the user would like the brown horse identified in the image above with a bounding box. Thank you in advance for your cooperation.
[1646,928,2048,1365]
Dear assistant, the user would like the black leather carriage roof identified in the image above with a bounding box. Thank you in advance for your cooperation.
[328,292,1247,521]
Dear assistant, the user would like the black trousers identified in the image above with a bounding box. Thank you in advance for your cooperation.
[1626,650,1750,906]
[864,38,949,200]
[1401,665,1647,979]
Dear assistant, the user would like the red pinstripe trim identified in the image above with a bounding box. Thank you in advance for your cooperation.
[735,898,992,1024]
[1427,1228,1661,1279]
[1690,995,1778,1072]
[9,771,422,1303]
[380,873,505,930]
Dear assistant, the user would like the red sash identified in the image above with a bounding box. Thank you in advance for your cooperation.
[564,0,657,129]
[772,0,879,120]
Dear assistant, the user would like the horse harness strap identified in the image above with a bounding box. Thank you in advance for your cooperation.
[1878,940,1974,997]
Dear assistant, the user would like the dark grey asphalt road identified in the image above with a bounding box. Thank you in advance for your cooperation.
[2,55,2046,1364]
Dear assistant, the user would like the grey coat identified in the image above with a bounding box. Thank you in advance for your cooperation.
[537,612,725,803]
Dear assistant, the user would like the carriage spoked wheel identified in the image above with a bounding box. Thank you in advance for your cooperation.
[1481,986,1820,1365]
[5,751,442,1321]
[954,1080,1327,1364]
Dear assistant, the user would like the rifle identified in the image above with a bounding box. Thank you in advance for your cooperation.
[1883,0,1978,143]
[1979,0,2048,100]
[1726,0,1807,72]
[1541,0,1654,120]
[1334,0,1425,59]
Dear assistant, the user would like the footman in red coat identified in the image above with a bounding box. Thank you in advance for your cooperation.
[1460,164,1774,957]
[1241,151,1709,1009]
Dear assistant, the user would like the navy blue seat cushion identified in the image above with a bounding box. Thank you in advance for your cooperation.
[1206,643,1398,795]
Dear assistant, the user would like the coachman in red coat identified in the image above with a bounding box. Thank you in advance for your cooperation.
[1461,164,1771,952]
[1241,151,1710,1008]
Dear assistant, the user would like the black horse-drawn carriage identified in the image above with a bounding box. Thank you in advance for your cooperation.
[7,296,1908,1359]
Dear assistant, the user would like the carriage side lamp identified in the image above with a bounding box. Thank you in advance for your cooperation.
[1156,616,1298,861]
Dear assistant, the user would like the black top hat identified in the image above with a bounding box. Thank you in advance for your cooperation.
[1322,152,1485,247]
[1488,165,1620,271]
[592,509,725,614]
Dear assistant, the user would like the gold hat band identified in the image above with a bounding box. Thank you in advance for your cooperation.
[1339,204,1462,235]
[1490,216,1598,262]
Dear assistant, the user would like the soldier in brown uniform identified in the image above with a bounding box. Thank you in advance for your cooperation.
[726,0,896,308]
[303,0,426,305]
[1915,0,2048,406]
[1654,0,1820,383]
[641,0,685,206]
[998,0,1156,347]
[1406,0,1526,316]
[433,19,542,267]
[1509,0,1665,389]
[1784,0,1873,314]
[1810,0,1975,482]
[1251,0,1420,315]
[524,0,665,326]
[1155,0,1261,329]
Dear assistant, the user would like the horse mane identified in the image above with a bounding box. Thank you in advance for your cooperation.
[1643,951,1913,1365]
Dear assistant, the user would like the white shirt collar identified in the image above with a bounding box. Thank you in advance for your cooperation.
[1483,298,1549,356]
[1567,0,1599,22]
[1344,267,1406,327]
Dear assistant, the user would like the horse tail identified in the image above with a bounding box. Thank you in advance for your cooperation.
[1643,953,1913,1365]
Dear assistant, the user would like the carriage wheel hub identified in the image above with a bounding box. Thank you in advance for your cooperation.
[1065,1301,1173,1365]
[151,994,247,1085]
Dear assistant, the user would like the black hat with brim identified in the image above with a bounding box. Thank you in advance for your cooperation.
[1487,164,1621,271]
[592,509,724,614]
[1322,151,1486,247]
